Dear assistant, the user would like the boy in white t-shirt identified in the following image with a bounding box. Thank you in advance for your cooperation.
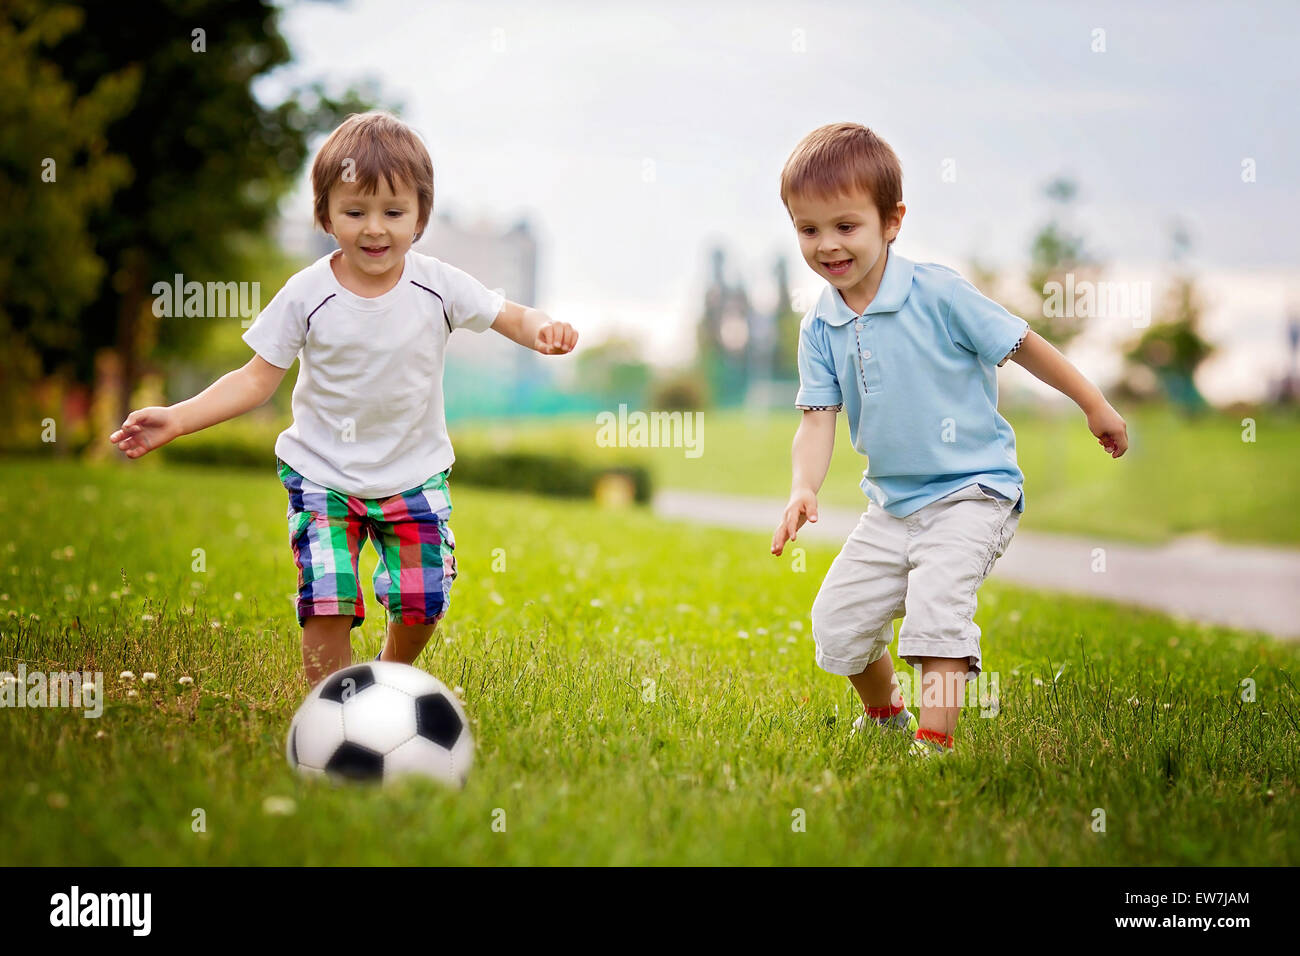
[110,111,577,685]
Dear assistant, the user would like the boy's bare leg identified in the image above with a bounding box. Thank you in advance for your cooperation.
[848,652,902,710]
[302,614,354,687]
[379,619,437,665]
[916,656,968,738]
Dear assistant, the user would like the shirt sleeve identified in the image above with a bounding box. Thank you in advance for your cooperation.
[437,260,507,333]
[241,281,307,370]
[945,276,1030,368]
[794,319,843,409]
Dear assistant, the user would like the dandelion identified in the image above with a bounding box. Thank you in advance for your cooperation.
[233,592,243,601]
[261,796,296,816]
[126,689,139,699]
[141,672,157,683]
[141,614,154,622]
[120,671,135,681]
[737,630,750,639]
[178,676,194,686]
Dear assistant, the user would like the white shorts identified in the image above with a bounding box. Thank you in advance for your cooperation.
[810,482,1020,679]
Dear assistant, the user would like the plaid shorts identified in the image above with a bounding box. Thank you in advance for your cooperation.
[276,458,457,629]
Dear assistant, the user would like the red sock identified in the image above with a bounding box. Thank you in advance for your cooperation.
[866,700,905,720]
[915,728,955,750]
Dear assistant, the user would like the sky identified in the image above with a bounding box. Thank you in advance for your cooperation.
[257,0,1299,402]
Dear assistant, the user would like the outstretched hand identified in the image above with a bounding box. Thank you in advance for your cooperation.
[110,407,182,459]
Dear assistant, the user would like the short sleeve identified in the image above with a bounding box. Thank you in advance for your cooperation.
[945,277,1030,368]
[437,260,507,333]
[241,282,308,369]
[794,320,842,409]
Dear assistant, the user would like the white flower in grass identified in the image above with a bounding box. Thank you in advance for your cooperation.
[261,796,296,816]
[178,676,194,686]
[233,592,243,601]
[1032,678,1044,686]
[126,689,139,699]
[120,671,135,681]
[737,630,750,639]
[141,672,156,683]
[453,686,464,696]
[210,621,221,630]
[94,730,107,739]
[141,614,154,622]
[1128,696,1141,707]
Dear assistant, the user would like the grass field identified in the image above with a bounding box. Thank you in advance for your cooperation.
[2,459,1297,865]
[456,403,1300,546]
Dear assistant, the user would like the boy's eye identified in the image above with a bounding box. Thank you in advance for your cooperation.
[800,227,816,236]
[839,224,856,232]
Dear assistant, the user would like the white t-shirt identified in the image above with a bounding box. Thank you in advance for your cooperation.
[242,249,505,499]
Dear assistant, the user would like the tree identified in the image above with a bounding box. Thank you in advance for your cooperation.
[24,0,380,425]
[1025,177,1099,350]
[0,2,137,439]
[1121,224,1214,415]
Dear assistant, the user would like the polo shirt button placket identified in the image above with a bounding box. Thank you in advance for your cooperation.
[854,320,871,395]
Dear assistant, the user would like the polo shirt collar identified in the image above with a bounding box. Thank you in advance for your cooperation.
[813,247,916,326]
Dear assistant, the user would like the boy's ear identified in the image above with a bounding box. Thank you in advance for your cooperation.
[886,201,906,240]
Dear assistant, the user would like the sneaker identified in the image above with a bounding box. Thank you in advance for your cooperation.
[851,706,919,736]
[908,735,955,758]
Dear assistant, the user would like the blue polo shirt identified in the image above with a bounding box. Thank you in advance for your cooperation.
[794,247,1029,518]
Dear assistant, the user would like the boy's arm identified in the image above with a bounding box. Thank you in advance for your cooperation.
[772,409,838,554]
[109,355,287,458]
[489,300,577,355]
[1010,330,1129,457]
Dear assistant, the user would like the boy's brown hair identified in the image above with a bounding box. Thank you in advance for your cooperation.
[311,111,435,240]
[780,123,903,244]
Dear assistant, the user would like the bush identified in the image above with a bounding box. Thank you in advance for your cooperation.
[449,451,652,504]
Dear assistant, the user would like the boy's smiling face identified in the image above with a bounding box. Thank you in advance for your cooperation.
[788,188,905,312]
[323,176,424,290]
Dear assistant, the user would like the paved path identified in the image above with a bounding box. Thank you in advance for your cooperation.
[653,489,1300,640]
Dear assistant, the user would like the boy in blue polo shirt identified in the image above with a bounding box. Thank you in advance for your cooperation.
[770,123,1129,756]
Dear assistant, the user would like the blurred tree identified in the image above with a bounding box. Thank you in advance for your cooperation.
[1026,177,1099,350]
[772,256,800,374]
[0,2,137,442]
[1121,224,1214,415]
[18,0,381,426]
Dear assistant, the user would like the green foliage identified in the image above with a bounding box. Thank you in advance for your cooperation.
[449,451,652,504]
[0,3,137,427]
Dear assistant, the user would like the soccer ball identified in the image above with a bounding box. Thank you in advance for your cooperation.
[286,662,474,786]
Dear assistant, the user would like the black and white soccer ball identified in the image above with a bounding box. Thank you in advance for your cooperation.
[287,662,474,786]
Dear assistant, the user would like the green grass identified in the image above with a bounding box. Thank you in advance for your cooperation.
[457,402,1300,546]
[1,459,1297,865]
